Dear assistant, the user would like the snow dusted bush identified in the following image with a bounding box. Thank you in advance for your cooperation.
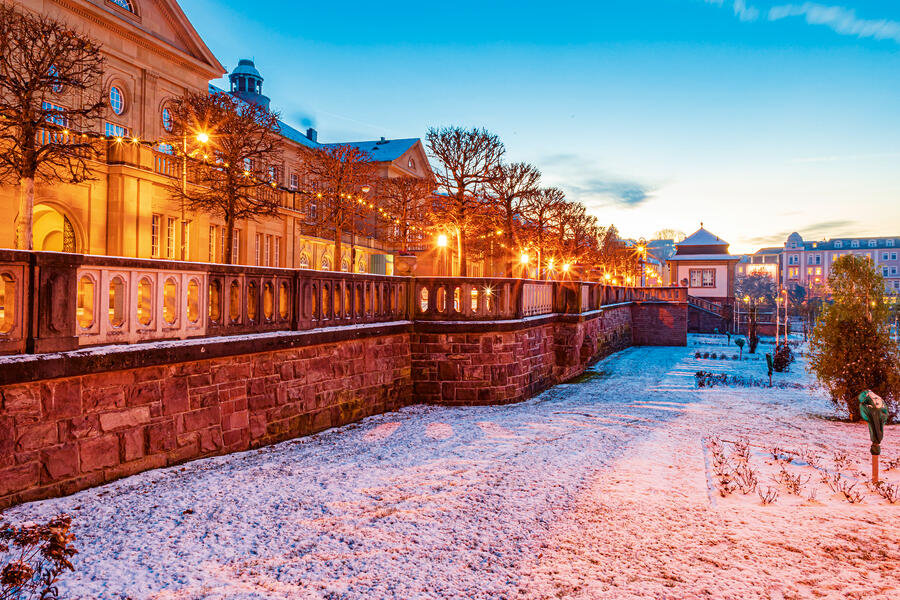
[0,514,76,600]
[773,343,793,372]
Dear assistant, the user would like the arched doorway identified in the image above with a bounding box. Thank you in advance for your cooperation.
[33,204,78,252]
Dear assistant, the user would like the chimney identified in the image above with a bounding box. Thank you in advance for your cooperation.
[306,127,317,143]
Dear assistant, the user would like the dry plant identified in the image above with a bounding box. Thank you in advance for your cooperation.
[730,438,751,464]
[733,463,759,494]
[0,513,77,600]
[874,481,900,504]
[758,486,779,505]
[773,464,810,496]
[770,447,793,463]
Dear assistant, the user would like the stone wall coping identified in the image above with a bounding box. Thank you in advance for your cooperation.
[0,321,415,386]
[0,306,640,386]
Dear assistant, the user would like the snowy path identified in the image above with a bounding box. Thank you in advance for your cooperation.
[6,337,900,599]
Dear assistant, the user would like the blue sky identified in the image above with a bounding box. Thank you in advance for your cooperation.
[180,0,900,253]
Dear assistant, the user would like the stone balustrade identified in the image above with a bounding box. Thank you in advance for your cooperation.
[0,250,686,356]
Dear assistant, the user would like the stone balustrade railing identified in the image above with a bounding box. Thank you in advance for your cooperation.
[0,250,686,355]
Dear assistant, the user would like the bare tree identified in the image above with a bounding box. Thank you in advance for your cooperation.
[379,175,434,254]
[167,91,283,264]
[426,126,504,276]
[487,162,541,276]
[522,187,565,278]
[300,144,376,272]
[0,3,105,250]
[653,228,686,243]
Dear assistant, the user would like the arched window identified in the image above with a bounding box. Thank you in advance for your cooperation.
[298,254,310,269]
[109,0,135,13]
[161,107,173,132]
[109,86,125,115]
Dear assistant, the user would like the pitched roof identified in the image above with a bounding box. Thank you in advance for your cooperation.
[324,138,419,162]
[676,227,728,247]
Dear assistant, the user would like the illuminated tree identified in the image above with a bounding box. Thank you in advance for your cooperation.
[167,91,283,264]
[809,255,900,421]
[379,175,434,254]
[735,272,777,305]
[486,161,541,276]
[522,187,565,278]
[0,3,105,250]
[426,126,505,276]
[300,144,376,271]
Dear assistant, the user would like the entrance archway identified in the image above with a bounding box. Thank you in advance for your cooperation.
[33,204,78,252]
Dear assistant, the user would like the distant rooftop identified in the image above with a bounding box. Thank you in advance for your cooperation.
[324,138,419,162]
[676,227,728,247]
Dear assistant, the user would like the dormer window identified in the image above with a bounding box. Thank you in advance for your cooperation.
[834,240,842,249]
[408,158,416,169]
[888,240,896,247]
[869,240,877,248]
[851,240,859,248]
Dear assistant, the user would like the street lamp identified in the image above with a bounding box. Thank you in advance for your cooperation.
[181,129,209,261]
[520,253,530,279]
[636,238,647,287]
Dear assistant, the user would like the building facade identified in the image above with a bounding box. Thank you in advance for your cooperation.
[0,0,431,275]
[779,232,900,298]
[668,227,740,305]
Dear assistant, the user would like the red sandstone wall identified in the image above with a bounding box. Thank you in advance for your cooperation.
[0,334,411,509]
[633,302,688,346]
[0,303,683,508]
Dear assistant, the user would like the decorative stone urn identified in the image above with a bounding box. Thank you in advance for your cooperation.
[394,254,417,276]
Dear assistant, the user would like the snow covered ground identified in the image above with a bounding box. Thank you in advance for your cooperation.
[5,335,900,599]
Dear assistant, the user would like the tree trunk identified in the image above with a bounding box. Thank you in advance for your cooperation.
[505,228,515,278]
[334,225,342,272]
[15,177,35,250]
[458,228,466,277]
[223,215,235,265]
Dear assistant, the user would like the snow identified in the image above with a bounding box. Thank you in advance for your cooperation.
[4,334,900,599]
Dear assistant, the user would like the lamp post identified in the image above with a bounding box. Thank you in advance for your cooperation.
[437,233,448,276]
[637,239,647,287]
[181,131,209,261]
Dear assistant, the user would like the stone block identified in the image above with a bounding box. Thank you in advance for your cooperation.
[182,406,220,432]
[125,381,161,407]
[99,406,151,432]
[122,428,146,462]
[79,434,119,472]
[41,444,78,482]
[0,463,40,497]
[147,421,176,453]
[162,378,190,415]
[16,422,57,451]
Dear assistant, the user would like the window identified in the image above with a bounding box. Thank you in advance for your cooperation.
[788,267,799,279]
[815,267,822,275]
[232,229,240,263]
[888,240,895,248]
[408,158,416,169]
[151,215,160,257]
[851,240,859,248]
[42,102,68,127]
[815,255,821,265]
[884,267,890,277]
[105,122,128,138]
[268,166,279,184]
[162,107,173,132]
[166,217,175,259]
[788,255,799,265]
[308,198,317,221]
[109,86,125,115]
[264,235,271,267]
[209,226,217,262]
[834,240,843,249]
[48,65,64,93]
[807,255,814,265]
[884,253,890,261]
[109,0,135,12]
[255,233,262,266]
[290,173,298,190]
[869,240,877,248]
[688,268,715,288]
[892,253,898,261]
[892,267,898,276]
[274,237,280,267]
[156,143,174,154]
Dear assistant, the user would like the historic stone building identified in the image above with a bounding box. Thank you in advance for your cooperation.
[0,0,431,274]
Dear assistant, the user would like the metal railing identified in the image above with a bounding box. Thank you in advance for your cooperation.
[0,251,688,355]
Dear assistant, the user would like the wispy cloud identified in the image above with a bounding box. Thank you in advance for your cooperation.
[703,0,760,22]
[742,219,857,246]
[541,154,659,209]
[703,1,900,44]
[768,3,900,44]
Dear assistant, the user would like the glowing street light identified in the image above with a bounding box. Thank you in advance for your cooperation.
[437,234,448,248]
[196,131,209,144]
[520,253,530,264]
[562,263,570,273]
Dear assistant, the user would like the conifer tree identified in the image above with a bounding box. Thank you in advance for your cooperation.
[809,255,900,421]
